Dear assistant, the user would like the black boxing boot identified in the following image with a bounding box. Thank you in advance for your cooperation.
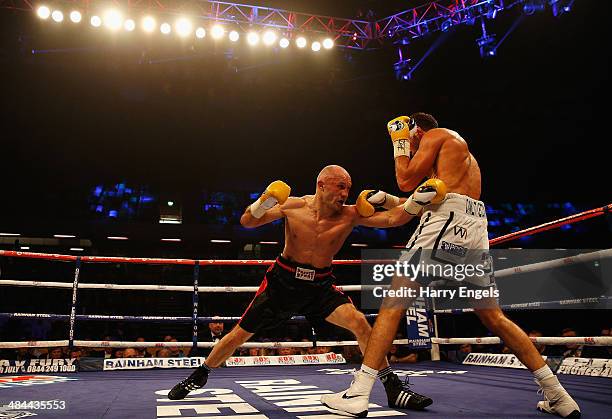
[168,363,210,400]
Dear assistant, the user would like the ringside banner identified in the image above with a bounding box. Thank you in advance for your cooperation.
[558,357,612,378]
[0,358,77,374]
[462,353,538,369]
[103,357,206,371]
[225,353,345,367]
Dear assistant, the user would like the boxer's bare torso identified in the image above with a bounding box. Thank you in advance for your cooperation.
[280,196,357,268]
[401,128,481,200]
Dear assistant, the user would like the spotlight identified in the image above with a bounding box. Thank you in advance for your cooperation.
[322,38,334,49]
[211,24,224,39]
[142,16,156,32]
[195,27,206,39]
[311,41,321,52]
[296,36,307,48]
[103,9,123,30]
[229,30,239,42]
[90,15,102,27]
[175,18,192,37]
[51,10,63,23]
[441,18,452,32]
[69,10,81,23]
[247,32,259,46]
[523,0,546,15]
[262,30,276,46]
[36,6,51,19]
[477,19,496,58]
[160,22,171,35]
[124,19,135,32]
[279,37,290,48]
[476,34,496,58]
[550,0,572,17]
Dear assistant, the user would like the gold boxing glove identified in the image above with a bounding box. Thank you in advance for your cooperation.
[403,178,447,215]
[356,190,401,217]
[387,116,417,159]
[249,180,291,218]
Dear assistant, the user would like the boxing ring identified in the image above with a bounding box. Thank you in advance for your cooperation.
[1,204,611,418]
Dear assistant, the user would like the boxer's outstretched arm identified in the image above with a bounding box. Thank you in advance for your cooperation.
[355,204,413,228]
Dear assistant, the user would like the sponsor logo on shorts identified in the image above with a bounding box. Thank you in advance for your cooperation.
[295,267,315,281]
[440,241,467,257]
[465,199,486,218]
[453,226,467,239]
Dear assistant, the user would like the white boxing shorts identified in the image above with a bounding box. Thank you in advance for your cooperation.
[401,193,494,288]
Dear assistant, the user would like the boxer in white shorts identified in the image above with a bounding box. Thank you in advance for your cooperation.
[323,113,581,418]
[404,192,493,289]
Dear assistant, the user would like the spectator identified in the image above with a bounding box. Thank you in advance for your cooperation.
[315,346,331,355]
[15,348,34,360]
[445,343,473,363]
[69,349,82,360]
[342,345,363,364]
[388,343,418,364]
[163,335,174,342]
[196,319,226,357]
[248,348,261,357]
[135,337,147,357]
[561,328,583,358]
[277,347,296,356]
[47,347,64,360]
[168,339,186,358]
[157,348,171,358]
[582,327,612,359]
[123,348,138,358]
[113,349,124,358]
[528,330,548,355]
[207,319,225,342]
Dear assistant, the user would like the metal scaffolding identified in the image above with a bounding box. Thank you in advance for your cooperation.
[0,0,569,50]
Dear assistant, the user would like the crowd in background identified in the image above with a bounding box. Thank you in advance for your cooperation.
[2,320,610,363]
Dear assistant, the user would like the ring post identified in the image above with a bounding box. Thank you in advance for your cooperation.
[430,297,441,361]
[192,261,200,354]
[68,256,82,350]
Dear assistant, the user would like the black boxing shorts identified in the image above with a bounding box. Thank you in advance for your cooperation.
[238,255,352,334]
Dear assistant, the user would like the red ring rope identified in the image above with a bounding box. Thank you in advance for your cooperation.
[0,203,609,264]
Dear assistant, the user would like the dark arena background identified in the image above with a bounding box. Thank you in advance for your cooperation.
[0,1,610,418]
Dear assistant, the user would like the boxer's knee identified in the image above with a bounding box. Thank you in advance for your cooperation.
[474,307,506,330]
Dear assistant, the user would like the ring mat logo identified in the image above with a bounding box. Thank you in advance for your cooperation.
[0,375,76,388]
[0,406,37,418]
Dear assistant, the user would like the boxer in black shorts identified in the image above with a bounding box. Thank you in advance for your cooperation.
[239,255,351,334]
[169,165,439,411]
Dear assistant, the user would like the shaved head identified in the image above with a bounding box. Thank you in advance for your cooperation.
[314,165,352,211]
[316,165,351,185]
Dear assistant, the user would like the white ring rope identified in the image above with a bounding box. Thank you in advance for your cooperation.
[0,281,362,293]
[494,248,611,278]
[0,339,409,349]
[432,336,612,346]
[0,249,609,292]
[1,336,610,349]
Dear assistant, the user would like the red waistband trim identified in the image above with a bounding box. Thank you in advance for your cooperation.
[275,258,332,278]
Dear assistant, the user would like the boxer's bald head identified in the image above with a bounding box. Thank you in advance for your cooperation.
[317,165,351,185]
[316,165,351,212]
